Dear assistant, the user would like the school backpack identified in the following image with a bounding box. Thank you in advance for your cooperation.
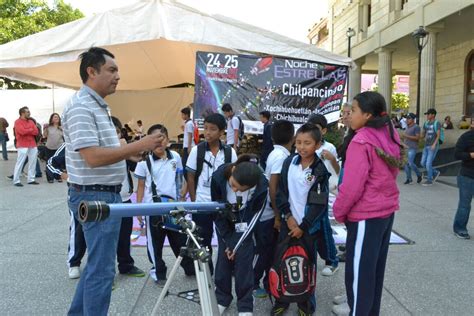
[194,142,232,188]
[237,116,245,140]
[269,236,316,303]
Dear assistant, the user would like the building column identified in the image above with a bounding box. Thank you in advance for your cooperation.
[348,58,365,101]
[419,31,438,115]
[376,48,394,114]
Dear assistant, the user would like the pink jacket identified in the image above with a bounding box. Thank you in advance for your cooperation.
[333,126,400,223]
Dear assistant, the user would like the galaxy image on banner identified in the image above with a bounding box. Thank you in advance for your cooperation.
[193,51,348,133]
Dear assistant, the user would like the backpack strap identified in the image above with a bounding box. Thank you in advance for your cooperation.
[145,155,161,203]
[223,145,232,163]
[194,142,207,189]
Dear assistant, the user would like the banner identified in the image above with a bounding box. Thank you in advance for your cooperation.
[193,51,348,133]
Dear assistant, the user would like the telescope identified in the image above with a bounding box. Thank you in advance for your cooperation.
[78,200,231,223]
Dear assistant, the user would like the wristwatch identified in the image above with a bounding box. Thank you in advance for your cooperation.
[284,213,293,221]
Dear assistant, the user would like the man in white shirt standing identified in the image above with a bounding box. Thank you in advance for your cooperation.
[181,107,196,179]
[222,103,241,152]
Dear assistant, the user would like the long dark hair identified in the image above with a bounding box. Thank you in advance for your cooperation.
[48,112,61,127]
[344,92,406,168]
[224,154,262,188]
[353,91,401,147]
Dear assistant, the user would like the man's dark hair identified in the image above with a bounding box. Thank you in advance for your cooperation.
[296,123,322,144]
[19,106,29,116]
[181,107,191,116]
[259,110,271,120]
[137,120,142,125]
[307,113,328,129]
[204,113,226,131]
[221,103,233,113]
[111,116,122,130]
[271,120,294,145]
[79,47,115,83]
[147,124,168,138]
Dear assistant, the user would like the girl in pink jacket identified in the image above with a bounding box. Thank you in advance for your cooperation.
[333,91,404,316]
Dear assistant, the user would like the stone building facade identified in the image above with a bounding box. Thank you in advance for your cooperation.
[308,0,474,124]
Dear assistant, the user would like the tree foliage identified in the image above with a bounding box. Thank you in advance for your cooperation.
[0,0,84,89]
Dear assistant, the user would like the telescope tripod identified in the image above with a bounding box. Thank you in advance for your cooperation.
[151,210,219,316]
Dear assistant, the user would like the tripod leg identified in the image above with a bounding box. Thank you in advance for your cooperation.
[195,260,220,316]
[151,255,184,316]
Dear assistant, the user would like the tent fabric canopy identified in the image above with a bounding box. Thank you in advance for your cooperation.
[0,0,352,90]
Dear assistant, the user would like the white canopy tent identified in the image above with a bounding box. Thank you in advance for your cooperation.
[0,0,351,89]
[0,0,352,144]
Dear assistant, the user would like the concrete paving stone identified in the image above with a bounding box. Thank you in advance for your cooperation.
[1,153,473,315]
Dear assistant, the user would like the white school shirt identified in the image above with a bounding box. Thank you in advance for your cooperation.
[261,145,291,222]
[315,141,339,194]
[186,143,238,202]
[287,156,316,225]
[134,151,182,203]
[183,120,195,149]
[226,116,240,146]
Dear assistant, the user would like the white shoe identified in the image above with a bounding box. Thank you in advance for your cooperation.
[238,313,253,316]
[321,265,339,276]
[218,304,227,315]
[333,294,347,305]
[332,302,350,316]
[68,266,80,279]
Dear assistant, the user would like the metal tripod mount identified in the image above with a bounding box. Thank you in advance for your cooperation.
[151,208,219,316]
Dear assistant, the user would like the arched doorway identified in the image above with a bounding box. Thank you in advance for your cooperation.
[465,50,474,116]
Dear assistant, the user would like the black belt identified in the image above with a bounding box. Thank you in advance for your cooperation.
[68,183,122,193]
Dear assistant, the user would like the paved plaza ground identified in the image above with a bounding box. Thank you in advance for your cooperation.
[0,154,473,315]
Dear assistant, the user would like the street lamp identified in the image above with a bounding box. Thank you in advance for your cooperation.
[346,27,356,99]
[412,26,428,123]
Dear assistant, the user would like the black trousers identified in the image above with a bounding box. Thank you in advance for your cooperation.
[145,215,194,279]
[67,200,135,273]
[253,217,278,290]
[345,214,394,316]
[192,213,214,274]
[215,234,254,313]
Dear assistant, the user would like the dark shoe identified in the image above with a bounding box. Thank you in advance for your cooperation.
[14,183,23,187]
[417,175,422,184]
[35,174,42,178]
[57,179,63,183]
[454,232,470,239]
[120,266,145,277]
[27,181,40,185]
[6,175,13,180]
[403,179,413,185]
[271,302,289,315]
[47,179,54,183]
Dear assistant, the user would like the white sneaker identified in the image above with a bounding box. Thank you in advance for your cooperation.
[321,265,339,276]
[332,302,350,315]
[333,294,347,305]
[68,266,80,279]
[218,304,227,315]
[238,313,253,316]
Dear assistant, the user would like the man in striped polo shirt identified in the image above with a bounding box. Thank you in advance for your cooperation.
[63,47,162,316]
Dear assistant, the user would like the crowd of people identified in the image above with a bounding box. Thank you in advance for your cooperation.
[2,46,472,316]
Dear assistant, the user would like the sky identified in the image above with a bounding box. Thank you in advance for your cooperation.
[63,0,328,43]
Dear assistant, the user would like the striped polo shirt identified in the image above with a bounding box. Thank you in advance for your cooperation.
[62,85,125,185]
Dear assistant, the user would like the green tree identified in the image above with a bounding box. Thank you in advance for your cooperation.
[0,0,84,89]
[370,76,410,113]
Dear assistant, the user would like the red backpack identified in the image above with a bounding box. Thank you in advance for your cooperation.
[269,236,316,303]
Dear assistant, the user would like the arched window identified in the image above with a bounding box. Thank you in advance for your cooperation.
[465,50,474,116]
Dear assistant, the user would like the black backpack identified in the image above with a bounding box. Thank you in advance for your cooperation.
[269,236,316,303]
[236,116,245,140]
[194,142,232,189]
